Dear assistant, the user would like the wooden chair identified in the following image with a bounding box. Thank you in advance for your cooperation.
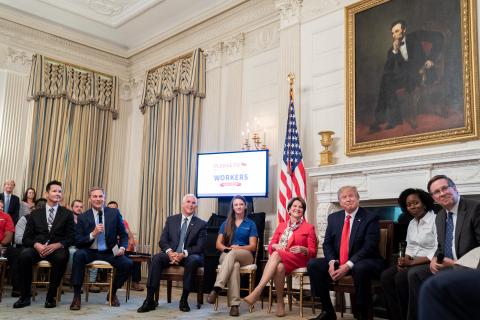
[154,265,204,308]
[83,260,115,306]
[214,240,260,313]
[329,220,394,319]
[31,260,62,302]
[0,256,7,302]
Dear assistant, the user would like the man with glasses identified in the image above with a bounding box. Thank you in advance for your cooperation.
[407,175,480,320]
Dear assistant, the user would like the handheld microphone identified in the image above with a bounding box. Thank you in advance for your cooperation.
[437,252,444,264]
[334,261,340,270]
[98,210,103,224]
[399,240,407,258]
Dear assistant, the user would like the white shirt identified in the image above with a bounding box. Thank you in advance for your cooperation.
[406,210,437,260]
[329,207,359,268]
[45,204,58,227]
[399,36,408,61]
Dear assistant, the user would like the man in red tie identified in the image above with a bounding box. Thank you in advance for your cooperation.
[307,186,384,320]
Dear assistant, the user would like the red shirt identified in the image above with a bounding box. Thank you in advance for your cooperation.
[0,211,14,242]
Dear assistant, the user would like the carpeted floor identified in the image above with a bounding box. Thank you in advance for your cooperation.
[0,284,357,320]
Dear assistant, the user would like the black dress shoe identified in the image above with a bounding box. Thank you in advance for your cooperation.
[137,299,156,313]
[179,298,190,312]
[44,297,57,308]
[309,311,337,320]
[13,297,31,309]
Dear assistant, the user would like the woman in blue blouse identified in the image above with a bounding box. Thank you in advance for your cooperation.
[207,195,258,317]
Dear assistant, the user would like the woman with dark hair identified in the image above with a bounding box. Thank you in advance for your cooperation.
[19,187,36,218]
[244,197,317,317]
[381,188,437,320]
[207,195,258,317]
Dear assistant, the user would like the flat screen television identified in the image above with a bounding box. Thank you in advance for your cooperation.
[196,150,269,198]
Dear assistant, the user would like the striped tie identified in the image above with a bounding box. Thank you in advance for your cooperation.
[47,207,55,231]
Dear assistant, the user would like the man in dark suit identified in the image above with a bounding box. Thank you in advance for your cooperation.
[137,194,207,313]
[371,20,443,131]
[69,187,133,310]
[307,186,384,320]
[408,175,480,320]
[1,179,20,224]
[13,180,75,308]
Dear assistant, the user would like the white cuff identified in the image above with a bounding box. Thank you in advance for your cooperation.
[346,260,354,269]
[184,250,188,257]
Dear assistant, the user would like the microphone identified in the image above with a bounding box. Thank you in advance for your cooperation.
[98,210,103,224]
[437,252,444,264]
[399,240,407,258]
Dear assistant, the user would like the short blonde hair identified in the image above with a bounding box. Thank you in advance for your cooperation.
[337,186,360,201]
[4,180,15,186]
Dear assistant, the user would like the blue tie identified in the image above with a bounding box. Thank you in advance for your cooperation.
[176,217,188,253]
[97,210,107,251]
[4,194,10,213]
[444,212,454,259]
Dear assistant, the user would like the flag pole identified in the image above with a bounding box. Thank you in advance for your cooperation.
[288,73,295,101]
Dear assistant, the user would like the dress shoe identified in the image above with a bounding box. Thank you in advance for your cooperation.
[89,285,101,293]
[44,297,57,308]
[70,295,81,311]
[110,294,120,307]
[137,299,156,313]
[13,297,31,308]
[229,305,240,316]
[309,310,337,320]
[207,290,218,304]
[179,298,190,312]
[131,282,145,291]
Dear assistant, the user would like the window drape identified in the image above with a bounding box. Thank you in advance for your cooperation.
[138,49,205,251]
[26,54,118,206]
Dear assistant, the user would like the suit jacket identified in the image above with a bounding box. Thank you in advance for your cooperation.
[75,207,128,250]
[22,206,75,248]
[435,197,480,259]
[159,214,207,256]
[0,193,20,224]
[323,207,382,265]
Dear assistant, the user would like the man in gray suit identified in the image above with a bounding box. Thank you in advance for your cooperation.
[408,175,480,320]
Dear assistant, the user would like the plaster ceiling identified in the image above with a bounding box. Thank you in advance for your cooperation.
[0,0,245,57]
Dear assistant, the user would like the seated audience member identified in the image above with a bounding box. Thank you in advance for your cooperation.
[307,186,384,320]
[419,269,480,320]
[138,194,207,313]
[408,175,480,320]
[381,188,437,320]
[70,187,132,310]
[13,180,75,309]
[1,179,20,224]
[207,195,258,317]
[107,200,144,291]
[19,187,37,219]
[244,197,317,316]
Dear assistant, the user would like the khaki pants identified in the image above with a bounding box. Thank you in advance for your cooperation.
[215,249,254,306]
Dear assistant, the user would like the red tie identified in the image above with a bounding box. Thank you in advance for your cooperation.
[339,214,351,265]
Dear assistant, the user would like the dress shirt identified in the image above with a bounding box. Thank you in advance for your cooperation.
[446,197,460,260]
[45,204,58,226]
[329,207,359,269]
[405,210,437,260]
[89,207,106,250]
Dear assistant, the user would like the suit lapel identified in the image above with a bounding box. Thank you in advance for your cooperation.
[184,216,196,245]
[349,209,363,251]
[50,206,62,232]
[39,207,48,229]
[455,199,467,254]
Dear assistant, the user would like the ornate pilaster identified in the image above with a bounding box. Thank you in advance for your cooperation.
[223,33,245,64]
[275,0,303,30]
[119,76,144,101]
[205,42,223,71]
[0,46,33,74]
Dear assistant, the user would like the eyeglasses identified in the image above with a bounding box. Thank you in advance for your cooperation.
[430,185,450,196]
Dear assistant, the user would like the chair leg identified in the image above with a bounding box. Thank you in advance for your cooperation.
[287,275,292,311]
[214,294,219,311]
[84,268,90,302]
[197,276,203,308]
[167,280,172,303]
[108,268,114,306]
[249,273,255,312]
[299,275,304,318]
[32,267,38,302]
[268,279,273,314]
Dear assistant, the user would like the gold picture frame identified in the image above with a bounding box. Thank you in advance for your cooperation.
[345,0,479,155]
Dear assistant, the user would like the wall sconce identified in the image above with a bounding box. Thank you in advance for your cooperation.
[241,118,268,150]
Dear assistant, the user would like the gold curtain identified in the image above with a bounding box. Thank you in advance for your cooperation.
[138,49,205,251]
[27,54,118,206]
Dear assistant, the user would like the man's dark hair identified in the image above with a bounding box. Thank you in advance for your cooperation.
[398,188,435,214]
[107,201,118,207]
[391,19,406,30]
[46,180,62,192]
[427,175,456,193]
[71,199,83,207]
[35,198,47,209]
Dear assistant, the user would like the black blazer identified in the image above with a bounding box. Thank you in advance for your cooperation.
[75,207,128,250]
[159,214,207,256]
[1,193,20,224]
[435,197,480,259]
[22,206,75,248]
[323,207,382,264]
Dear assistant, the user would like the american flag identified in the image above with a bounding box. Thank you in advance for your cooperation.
[277,93,306,223]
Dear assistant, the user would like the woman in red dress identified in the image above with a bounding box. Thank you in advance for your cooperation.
[244,197,317,316]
